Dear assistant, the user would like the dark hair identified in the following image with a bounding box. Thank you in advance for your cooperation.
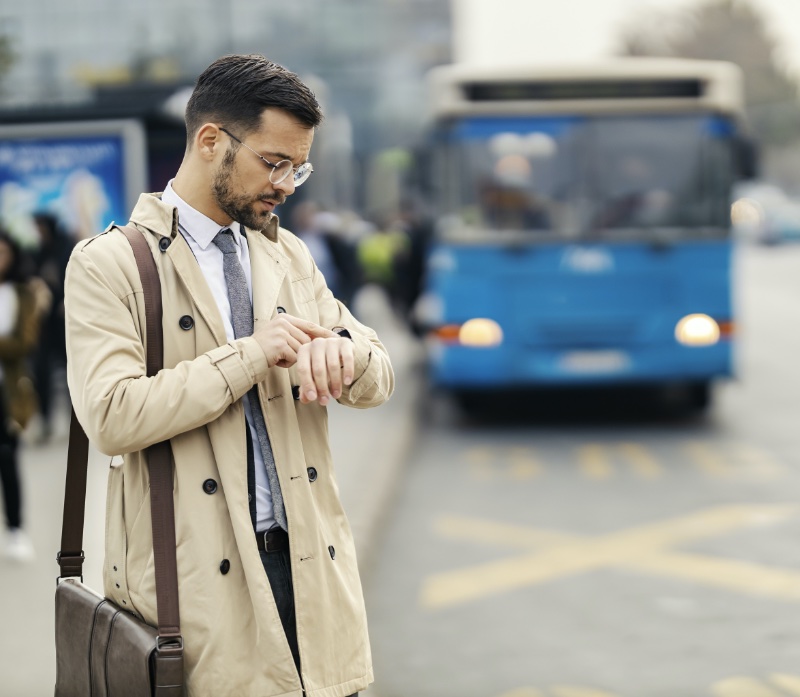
[0,228,32,284]
[185,54,323,144]
[33,212,60,236]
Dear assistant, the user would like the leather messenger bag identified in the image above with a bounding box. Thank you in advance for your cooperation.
[55,226,184,696]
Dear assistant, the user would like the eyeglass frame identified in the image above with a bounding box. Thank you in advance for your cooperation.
[219,126,314,187]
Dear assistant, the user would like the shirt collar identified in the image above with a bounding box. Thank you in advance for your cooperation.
[162,180,243,251]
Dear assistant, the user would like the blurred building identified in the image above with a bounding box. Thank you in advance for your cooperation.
[0,0,451,212]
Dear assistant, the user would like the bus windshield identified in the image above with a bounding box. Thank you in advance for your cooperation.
[437,114,734,241]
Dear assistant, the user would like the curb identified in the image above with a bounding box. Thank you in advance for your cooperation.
[326,285,423,572]
[350,359,423,571]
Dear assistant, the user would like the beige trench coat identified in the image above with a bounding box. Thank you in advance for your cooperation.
[64,193,394,697]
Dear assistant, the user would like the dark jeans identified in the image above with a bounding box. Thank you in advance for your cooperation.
[260,545,358,697]
[0,387,21,529]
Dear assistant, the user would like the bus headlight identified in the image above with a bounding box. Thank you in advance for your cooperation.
[675,314,720,346]
[459,318,504,347]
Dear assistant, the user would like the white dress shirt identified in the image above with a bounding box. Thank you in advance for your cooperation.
[162,181,275,531]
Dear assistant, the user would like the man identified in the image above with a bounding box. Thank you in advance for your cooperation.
[64,54,393,697]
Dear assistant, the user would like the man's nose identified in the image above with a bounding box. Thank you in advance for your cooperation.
[273,176,296,196]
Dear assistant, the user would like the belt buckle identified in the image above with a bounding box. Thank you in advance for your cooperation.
[263,529,281,553]
[258,527,286,553]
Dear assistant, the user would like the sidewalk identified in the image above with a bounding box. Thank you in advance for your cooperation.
[331,285,423,568]
[0,285,421,696]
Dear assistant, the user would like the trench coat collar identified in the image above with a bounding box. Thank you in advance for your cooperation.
[128,191,280,244]
[128,192,289,346]
[161,180,245,251]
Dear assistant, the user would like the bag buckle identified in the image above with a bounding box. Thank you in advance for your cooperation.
[55,550,85,585]
[157,635,184,656]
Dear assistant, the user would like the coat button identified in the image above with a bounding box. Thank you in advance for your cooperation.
[291,385,300,401]
[220,559,230,575]
[179,315,194,330]
[276,306,286,314]
[328,545,336,560]
[159,237,171,252]
[307,467,318,482]
[202,479,217,494]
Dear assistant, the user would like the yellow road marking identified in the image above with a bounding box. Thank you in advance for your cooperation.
[633,552,800,600]
[424,548,602,607]
[550,686,620,697]
[769,674,800,695]
[737,444,787,479]
[619,442,662,478]
[496,677,800,697]
[509,448,543,480]
[685,441,731,476]
[496,690,620,697]
[434,516,568,549]
[436,506,796,552]
[579,445,614,480]
[466,447,494,481]
[466,447,493,463]
[464,441,784,482]
[711,677,784,697]
[470,463,494,481]
[422,505,799,609]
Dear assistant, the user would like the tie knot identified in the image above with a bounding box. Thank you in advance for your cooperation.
[213,229,237,254]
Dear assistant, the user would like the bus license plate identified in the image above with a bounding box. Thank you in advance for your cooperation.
[559,350,630,373]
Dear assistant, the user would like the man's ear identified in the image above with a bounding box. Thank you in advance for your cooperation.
[195,123,223,161]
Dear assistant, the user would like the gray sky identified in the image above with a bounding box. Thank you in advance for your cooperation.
[453,0,800,78]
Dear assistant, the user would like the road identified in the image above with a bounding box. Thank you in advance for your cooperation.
[364,244,800,697]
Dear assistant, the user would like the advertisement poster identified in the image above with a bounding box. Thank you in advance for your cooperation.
[0,120,146,246]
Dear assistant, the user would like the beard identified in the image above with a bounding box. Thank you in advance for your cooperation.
[212,148,285,232]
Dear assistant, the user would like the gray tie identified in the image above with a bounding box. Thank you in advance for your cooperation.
[213,229,287,530]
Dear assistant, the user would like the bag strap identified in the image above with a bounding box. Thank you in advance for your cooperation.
[58,224,183,690]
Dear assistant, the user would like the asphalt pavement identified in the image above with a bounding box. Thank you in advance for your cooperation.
[0,284,421,697]
[364,243,800,697]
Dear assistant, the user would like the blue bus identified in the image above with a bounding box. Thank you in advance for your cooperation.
[416,59,752,410]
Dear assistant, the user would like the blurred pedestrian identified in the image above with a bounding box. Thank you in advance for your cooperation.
[32,213,73,441]
[391,199,434,333]
[0,229,45,562]
[292,201,362,306]
[357,211,411,313]
[64,54,393,695]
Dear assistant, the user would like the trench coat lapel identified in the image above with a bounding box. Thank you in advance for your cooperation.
[247,226,290,326]
[166,233,228,346]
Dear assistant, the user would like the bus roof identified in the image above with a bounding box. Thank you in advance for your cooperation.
[428,58,744,119]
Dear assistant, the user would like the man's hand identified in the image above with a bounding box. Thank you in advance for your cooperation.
[252,314,337,369]
[296,336,356,406]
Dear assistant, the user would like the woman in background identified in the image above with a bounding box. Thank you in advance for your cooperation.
[32,213,73,442]
[0,229,43,561]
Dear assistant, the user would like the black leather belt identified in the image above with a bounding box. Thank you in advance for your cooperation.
[256,527,289,553]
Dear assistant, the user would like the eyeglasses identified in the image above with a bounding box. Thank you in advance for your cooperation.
[219,127,314,187]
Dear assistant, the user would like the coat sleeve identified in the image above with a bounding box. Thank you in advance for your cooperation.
[302,240,395,409]
[65,244,269,456]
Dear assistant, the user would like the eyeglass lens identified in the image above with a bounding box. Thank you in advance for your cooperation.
[270,161,313,187]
